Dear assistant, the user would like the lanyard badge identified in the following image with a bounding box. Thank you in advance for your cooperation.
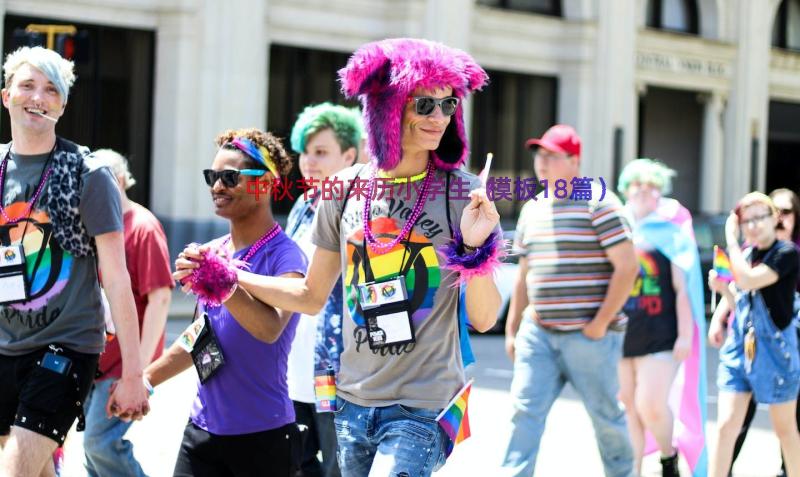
[357,276,415,350]
[0,244,29,304]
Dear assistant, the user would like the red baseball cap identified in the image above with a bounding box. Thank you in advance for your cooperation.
[525,124,581,157]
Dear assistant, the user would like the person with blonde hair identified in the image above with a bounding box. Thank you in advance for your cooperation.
[0,46,149,477]
[708,192,800,477]
[617,159,707,477]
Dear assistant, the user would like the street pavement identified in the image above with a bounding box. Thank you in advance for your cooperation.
[60,320,782,477]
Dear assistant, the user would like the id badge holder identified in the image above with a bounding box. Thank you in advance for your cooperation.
[0,245,29,305]
[189,313,226,384]
[357,276,415,350]
[363,302,415,350]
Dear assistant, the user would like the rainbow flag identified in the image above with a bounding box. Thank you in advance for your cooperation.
[713,245,734,282]
[436,379,473,457]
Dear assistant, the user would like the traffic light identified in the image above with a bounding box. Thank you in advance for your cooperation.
[10,26,89,64]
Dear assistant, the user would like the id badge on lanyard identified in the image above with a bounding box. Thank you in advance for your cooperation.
[0,244,29,304]
[357,275,415,350]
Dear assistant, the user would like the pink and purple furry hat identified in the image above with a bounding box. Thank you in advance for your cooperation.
[338,38,489,172]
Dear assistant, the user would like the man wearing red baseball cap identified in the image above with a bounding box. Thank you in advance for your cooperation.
[501,125,639,476]
[524,123,581,157]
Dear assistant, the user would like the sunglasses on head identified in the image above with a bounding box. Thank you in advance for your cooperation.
[411,96,460,116]
[202,168,265,188]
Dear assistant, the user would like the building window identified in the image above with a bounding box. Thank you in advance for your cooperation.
[477,0,561,17]
[646,0,699,35]
[772,0,800,51]
[470,70,557,220]
[267,44,356,214]
[3,15,155,208]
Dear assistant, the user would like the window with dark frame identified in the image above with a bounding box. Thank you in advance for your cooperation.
[266,44,357,215]
[476,0,562,17]
[470,69,557,221]
[772,0,800,52]
[645,0,699,35]
[2,15,155,208]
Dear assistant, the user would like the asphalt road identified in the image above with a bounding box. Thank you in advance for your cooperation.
[59,321,783,477]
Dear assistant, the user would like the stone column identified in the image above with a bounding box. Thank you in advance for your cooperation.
[699,91,725,214]
[585,0,637,184]
[722,0,782,206]
[151,0,268,220]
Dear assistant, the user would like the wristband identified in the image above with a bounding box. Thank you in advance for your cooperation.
[143,376,154,396]
[441,230,506,287]
[187,243,242,307]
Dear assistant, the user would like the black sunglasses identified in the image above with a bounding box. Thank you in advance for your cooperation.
[411,96,460,116]
[202,168,265,188]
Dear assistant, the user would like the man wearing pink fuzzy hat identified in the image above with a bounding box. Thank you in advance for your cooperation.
[178,38,504,476]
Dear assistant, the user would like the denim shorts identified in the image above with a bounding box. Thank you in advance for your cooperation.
[333,396,447,477]
[717,291,800,404]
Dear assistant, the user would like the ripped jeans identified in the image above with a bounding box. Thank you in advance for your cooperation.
[333,396,447,477]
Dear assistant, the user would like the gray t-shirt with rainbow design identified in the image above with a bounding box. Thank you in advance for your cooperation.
[312,165,484,410]
[0,149,122,356]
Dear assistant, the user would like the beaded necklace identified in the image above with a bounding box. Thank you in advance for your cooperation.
[362,159,434,254]
[223,222,282,266]
[0,146,54,224]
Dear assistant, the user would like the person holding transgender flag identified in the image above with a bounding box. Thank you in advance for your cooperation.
[616,159,708,477]
[707,192,800,477]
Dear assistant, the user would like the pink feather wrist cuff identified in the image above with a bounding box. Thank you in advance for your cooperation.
[185,243,243,307]
[441,231,505,287]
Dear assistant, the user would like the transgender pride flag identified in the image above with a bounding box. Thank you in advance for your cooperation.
[436,379,474,457]
[632,198,708,477]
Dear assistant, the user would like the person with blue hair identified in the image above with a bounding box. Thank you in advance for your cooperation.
[286,102,363,477]
[0,46,150,476]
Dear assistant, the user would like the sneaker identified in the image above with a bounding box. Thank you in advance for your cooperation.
[660,452,680,477]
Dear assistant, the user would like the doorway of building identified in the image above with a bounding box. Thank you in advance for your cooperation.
[767,100,800,194]
[638,86,703,211]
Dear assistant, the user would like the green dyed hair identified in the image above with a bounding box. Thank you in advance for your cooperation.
[617,158,676,196]
[290,102,364,157]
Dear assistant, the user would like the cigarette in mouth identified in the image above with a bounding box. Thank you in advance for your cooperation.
[33,111,58,122]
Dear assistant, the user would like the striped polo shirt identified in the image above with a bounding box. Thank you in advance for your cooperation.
[515,183,632,330]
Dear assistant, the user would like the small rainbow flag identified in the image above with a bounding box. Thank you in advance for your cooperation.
[436,379,473,457]
[713,245,734,282]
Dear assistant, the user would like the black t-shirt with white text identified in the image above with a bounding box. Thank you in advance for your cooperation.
[750,240,799,330]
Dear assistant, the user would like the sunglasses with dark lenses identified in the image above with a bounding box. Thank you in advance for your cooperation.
[412,96,460,116]
[202,168,265,188]
[779,208,794,216]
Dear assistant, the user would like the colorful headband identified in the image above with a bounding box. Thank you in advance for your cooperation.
[229,137,280,178]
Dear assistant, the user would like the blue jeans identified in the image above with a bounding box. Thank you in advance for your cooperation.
[718,290,800,403]
[333,396,447,477]
[500,319,634,477]
[83,379,147,477]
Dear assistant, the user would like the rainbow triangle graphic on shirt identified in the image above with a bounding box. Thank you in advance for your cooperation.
[713,245,734,282]
[436,379,473,457]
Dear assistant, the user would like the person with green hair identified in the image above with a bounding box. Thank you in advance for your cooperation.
[616,158,708,477]
[285,102,363,477]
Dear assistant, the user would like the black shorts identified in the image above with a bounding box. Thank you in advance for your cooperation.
[173,421,303,477]
[0,346,98,445]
